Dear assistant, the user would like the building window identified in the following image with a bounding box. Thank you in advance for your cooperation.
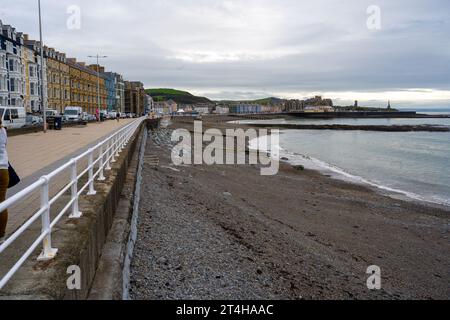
[10,79,15,92]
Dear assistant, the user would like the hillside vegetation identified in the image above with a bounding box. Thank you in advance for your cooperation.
[146,88,212,104]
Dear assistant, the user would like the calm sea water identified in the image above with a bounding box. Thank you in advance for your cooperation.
[242,117,450,206]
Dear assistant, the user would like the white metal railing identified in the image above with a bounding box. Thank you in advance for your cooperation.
[0,117,146,290]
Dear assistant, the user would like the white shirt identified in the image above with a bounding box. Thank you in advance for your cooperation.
[0,127,8,170]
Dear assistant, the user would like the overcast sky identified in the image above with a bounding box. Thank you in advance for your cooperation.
[1,0,449,107]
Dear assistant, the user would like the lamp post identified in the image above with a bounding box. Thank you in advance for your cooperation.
[38,0,46,133]
[88,54,107,118]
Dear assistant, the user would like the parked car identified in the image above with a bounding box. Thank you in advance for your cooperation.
[0,107,27,130]
[64,106,84,121]
[108,111,118,119]
[26,114,43,126]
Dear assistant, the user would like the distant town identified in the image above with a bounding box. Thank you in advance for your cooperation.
[150,92,396,116]
[0,18,401,130]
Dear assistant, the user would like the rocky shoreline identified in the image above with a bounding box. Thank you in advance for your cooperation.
[129,118,450,300]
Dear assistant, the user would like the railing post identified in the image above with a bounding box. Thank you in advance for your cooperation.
[37,177,58,261]
[98,144,106,181]
[69,160,82,219]
[120,131,125,150]
[87,148,96,195]
[105,139,112,171]
[111,135,117,163]
[115,133,120,157]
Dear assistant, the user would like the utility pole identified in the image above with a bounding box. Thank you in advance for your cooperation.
[88,54,107,117]
[38,0,47,133]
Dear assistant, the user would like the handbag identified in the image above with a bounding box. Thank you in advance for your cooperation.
[8,162,20,189]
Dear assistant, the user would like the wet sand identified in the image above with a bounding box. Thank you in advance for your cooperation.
[130,117,449,300]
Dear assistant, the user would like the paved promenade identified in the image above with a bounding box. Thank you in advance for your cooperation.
[5,118,135,235]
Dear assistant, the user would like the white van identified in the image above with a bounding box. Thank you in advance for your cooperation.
[0,107,27,130]
[45,109,59,118]
[64,106,83,121]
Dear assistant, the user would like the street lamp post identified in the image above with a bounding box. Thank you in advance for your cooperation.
[88,54,107,119]
[38,0,46,133]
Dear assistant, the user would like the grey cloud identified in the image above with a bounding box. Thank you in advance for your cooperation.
[1,0,449,105]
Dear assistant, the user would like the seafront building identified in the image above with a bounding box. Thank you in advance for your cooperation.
[144,94,154,114]
[103,72,125,112]
[101,71,116,111]
[44,47,71,113]
[67,59,107,114]
[124,81,146,115]
[23,35,47,113]
[1,19,132,116]
[0,21,26,109]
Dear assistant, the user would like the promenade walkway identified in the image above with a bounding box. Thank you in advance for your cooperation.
[5,119,135,236]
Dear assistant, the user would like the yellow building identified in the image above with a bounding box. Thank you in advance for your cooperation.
[44,47,71,114]
[67,59,106,114]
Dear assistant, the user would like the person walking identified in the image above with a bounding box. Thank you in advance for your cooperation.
[116,111,120,122]
[0,120,9,244]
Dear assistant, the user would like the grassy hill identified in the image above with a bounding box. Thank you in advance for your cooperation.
[146,88,212,105]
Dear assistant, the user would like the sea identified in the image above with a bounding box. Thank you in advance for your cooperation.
[239,110,450,207]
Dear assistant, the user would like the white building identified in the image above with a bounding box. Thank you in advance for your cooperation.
[0,21,26,108]
[194,106,210,114]
[215,106,230,114]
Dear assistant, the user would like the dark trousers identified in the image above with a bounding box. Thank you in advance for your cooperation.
[0,169,9,237]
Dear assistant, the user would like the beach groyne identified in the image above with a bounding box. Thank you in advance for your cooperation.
[251,123,450,132]
[289,111,419,118]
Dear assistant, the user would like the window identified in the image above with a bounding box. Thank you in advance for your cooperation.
[4,109,11,121]
[11,109,18,119]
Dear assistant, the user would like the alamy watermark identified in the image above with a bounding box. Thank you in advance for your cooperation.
[67,265,81,290]
[367,5,382,30]
[171,122,280,176]
[366,265,382,290]
[67,5,81,30]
